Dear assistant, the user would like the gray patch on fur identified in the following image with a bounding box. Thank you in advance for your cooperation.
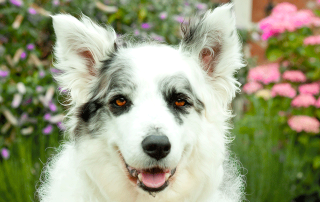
[159,73,204,124]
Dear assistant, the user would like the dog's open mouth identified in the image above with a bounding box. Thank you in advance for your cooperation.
[126,164,176,192]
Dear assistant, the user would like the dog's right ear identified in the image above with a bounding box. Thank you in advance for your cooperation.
[52,14,116,105]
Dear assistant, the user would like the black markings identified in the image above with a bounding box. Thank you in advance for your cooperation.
[160,74,204,125]
[78,100,103,122]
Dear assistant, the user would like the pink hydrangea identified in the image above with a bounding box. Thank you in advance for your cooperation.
[299,83,320,95]
[315,97,320,108]
[304,35,320,45]
[259,3,316,40]
[288,115,320,133]
[271,2,297,15]
[247,63,280,84]
[291,94,316,107]
[292,10,314,28]
[242,82,263,94]
[282,70,306,82]
[271,83,296,98]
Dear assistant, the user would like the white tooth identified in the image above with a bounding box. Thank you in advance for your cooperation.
[165,173,170,181]
[138,173,142,181]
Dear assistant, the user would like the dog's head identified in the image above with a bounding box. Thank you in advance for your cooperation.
[52,4,243,199]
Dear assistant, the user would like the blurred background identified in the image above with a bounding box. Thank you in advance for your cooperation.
[0,0,320,201]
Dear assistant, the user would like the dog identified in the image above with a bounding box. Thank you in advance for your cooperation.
[38,4,245,202]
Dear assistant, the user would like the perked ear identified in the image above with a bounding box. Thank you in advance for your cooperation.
[179,4,244,103]
[52,14,116,105]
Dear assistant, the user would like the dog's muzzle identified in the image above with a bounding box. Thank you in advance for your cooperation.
[126,164,177,192]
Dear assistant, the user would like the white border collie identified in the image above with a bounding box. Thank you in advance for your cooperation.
[38,4,245,202]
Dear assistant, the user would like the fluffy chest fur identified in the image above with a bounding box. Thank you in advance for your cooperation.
[38,4,245,202]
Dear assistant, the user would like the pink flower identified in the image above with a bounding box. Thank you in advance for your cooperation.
[315,97,320,108]
[304,35,320,45]
[10,0,22,7]
[27,43,35,50]
[282,70,306,82]
[20,52,27,59]
[242,82,263,94]
[196,3,207,10]
[311,17,320,27]
[288,115,320,133]
[271,83,296,98]
[271,2,297,15]
[159,12,167,20]
[174,15,184,23]
[44,113,51,121]
[299,83,320,95]
[0,70,9,78]
[43,125,53,135]
[247,63,280,84]
[291,94,316,107]
[1,148,10,159]
[49,102,57,112]
[28,8,37,15]
[141,23,151,29]
[292,10,314,28]
[57,122,66,131]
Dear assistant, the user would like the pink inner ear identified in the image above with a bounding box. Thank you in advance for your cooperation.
[201,48,214,74]
[80,50,96,76]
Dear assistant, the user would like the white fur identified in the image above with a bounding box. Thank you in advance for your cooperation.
[38,4,245,202]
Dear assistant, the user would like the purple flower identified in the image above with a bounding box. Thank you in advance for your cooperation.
[44,113,51,121]
[52,0,60,6]
[43,125,53,135]
[27,43,35,50]
[49,102,57,112]
[51,68,62,74]
[151,33,164,41]
[10,0,23,7]
[28,8,37,15]
[134,29,140,36]
[1,148,10,159]
[36,86,43,92]
[39,70,45,78]
[20,52,27,59]
[174,16,185,23]
[141,23,151,29]
[57,122,66,131]
[159,12,167,20]
[196,3,207,10]
[0,70,9,78]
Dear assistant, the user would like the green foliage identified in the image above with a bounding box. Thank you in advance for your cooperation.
[238,6,320,202]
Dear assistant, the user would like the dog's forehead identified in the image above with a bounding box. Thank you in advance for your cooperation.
[118,45,193,80]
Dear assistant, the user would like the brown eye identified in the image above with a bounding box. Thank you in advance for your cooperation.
[115,98,127,106]
[175,99,186,107]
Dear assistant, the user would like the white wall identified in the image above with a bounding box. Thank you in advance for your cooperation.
[233,0,253,29]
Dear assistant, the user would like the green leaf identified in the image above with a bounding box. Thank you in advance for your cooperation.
[313,156,320,169]
[266,48,283,61]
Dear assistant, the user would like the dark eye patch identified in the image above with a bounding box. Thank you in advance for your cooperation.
[79,100,103,122]
[108,95,132,116]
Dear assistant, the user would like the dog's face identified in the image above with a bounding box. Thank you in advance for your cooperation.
[52,4,243,199]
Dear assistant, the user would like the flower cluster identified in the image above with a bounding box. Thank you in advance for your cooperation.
[271,83,296,98]
[288,116,320,133]
[282,70,306,82]
[247,63,280,85]
[242,82,263,94]
[259,3,320,40]
[304,35,320,45]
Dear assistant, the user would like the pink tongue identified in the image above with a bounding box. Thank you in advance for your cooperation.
[141,172,166,188]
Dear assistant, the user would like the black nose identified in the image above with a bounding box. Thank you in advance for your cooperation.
[142,135,171,160]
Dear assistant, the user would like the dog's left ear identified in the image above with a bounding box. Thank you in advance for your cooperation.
[180,4,244,103]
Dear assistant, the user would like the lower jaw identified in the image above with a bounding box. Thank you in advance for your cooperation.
[138,181,169,193]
